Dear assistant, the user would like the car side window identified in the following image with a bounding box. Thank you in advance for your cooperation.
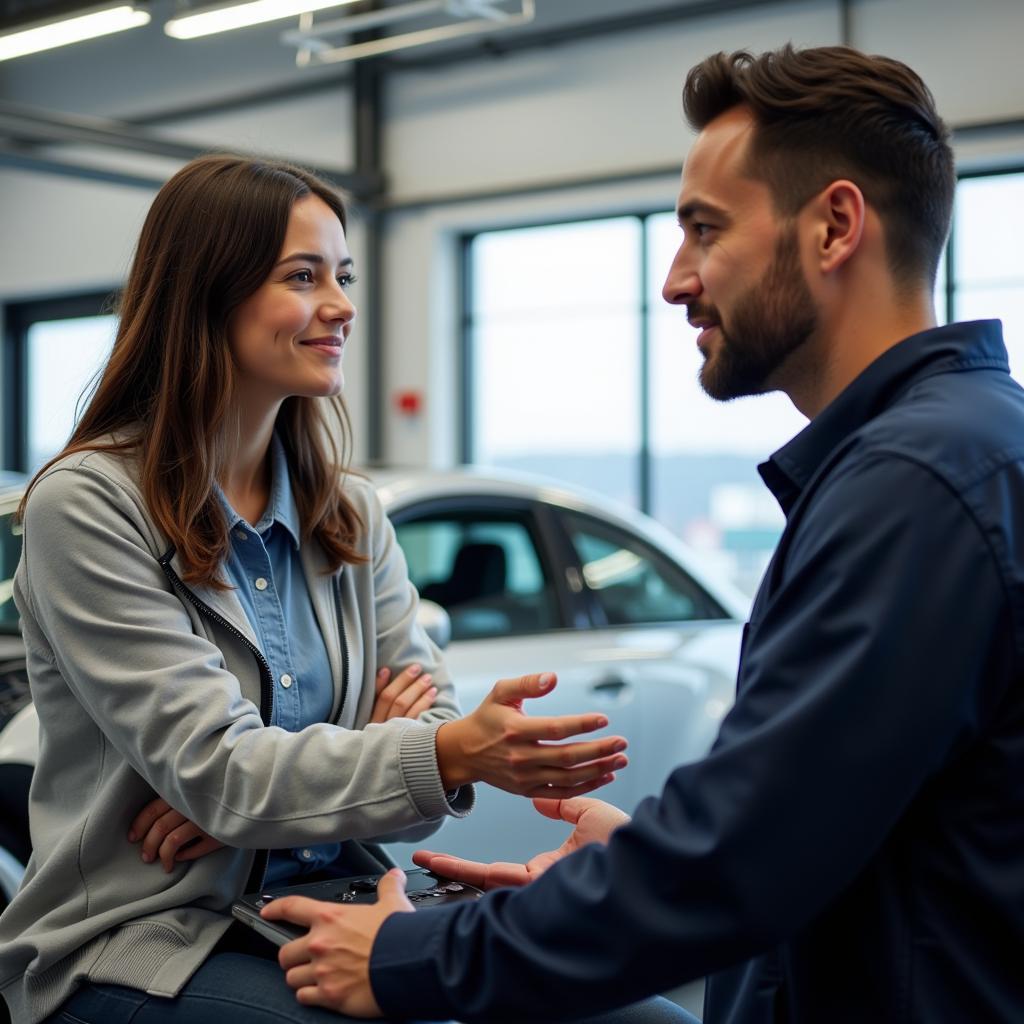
[564,512,721,625]
[0,503,21,636]
[395,513,559,640]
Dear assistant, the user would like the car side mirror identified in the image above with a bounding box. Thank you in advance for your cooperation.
[416,599,452,651]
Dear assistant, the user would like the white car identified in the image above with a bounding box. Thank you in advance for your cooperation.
[0,468,746,903]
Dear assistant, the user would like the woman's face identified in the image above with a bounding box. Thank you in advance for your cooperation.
[228,194,356,408]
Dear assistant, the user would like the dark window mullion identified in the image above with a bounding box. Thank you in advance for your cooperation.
[638,215,652,516]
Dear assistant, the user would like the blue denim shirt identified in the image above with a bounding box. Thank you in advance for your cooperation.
[216,435,342,882]
[369,320,1024,1023]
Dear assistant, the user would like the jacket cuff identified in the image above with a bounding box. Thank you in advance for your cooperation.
[370,904,462,1020]
[399,723,475,821]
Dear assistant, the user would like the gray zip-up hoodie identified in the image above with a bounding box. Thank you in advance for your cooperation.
[0,447,472,1023]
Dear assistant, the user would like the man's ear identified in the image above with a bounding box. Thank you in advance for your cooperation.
[808,180,866,274]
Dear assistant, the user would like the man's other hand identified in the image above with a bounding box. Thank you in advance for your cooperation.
[261,868,414,1018]
[412,796,630,890]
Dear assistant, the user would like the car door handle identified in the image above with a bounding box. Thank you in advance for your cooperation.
[590,678,631,698]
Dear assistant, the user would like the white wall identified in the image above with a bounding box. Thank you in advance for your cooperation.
[0,87,370,459]
[2,0,1024,467]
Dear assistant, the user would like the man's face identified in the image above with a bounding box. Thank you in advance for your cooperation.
[663,106,818,401]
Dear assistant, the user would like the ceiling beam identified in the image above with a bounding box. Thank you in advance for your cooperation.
[0,99,380,195]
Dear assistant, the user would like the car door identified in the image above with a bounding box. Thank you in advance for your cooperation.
[554,507,743,803]
[385,495,645,865]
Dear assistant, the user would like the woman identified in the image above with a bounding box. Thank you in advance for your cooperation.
[0,155,628,1024]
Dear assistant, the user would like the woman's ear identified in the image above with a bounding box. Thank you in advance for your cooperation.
[808,179,866,275]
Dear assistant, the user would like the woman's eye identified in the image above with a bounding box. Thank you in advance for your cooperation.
[289,269,315,284]
[338,273,359,289]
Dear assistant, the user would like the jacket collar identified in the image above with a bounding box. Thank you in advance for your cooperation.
[758,320,1008,517]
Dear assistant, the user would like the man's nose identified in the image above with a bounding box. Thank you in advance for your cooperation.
[662,247,701,306]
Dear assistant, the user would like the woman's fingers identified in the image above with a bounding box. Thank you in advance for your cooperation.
[127,797,173,843]
[156,822,203,872]
[172,834,225,864]
[525,772,617,800]
[140,808,188,864]
[404,687,438,719]
[389,677,434,718]
[370,664,436,722]
[134,805,223,871]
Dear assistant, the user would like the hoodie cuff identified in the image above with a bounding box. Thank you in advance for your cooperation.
[399,722,475,821]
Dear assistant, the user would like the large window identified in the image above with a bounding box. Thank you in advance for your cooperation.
[3,293,117,474]
[465,170,1024,595]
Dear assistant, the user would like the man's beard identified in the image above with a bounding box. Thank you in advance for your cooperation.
[695,229,818,401]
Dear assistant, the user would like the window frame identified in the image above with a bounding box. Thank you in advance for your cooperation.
[389,493,586,639]
[2,289,118,473]
[460,165,1024,525]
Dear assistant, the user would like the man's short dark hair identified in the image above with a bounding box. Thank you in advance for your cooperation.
[683,45,955,289]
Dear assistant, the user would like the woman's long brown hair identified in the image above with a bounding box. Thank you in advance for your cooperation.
[20,154,365,587]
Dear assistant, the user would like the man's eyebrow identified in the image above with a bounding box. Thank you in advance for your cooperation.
[676,200,728,226]
[275,252,355,268]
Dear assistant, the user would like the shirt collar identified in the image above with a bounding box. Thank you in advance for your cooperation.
[215,433,302,549]
[759,320,1009,517]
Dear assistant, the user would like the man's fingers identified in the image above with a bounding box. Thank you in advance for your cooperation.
[489,672,557,706]
[411,850,490,888]
[533,795,604,826]
[284,963,316,990]
[531,797,565,821]
[483,862,533,889]
[375,868,409,906]
[127,797,171,843]
[263,895,324,930]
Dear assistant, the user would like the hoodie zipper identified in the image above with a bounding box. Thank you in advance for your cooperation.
[158,550,273,890]
[332,571,350,726]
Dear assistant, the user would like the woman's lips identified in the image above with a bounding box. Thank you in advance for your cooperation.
[301,337,343,356]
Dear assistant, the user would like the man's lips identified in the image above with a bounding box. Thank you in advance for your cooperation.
[689,320,720,350]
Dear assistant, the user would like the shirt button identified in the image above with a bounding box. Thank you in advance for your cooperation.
[280,674,293,688]
[254,577,268,591]
[300,848,314,861]
[235,529,247,541]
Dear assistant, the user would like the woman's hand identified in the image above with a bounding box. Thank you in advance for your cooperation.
[369,664,438,724]
[412,796,630,889]
[434,673,628,798]
[127,797,224,872]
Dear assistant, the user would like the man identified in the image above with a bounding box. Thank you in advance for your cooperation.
[263,45,1024,1021]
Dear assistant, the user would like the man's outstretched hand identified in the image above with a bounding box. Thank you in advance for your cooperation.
[412,796,630,890]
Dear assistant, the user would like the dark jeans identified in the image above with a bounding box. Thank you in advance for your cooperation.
[43,952,698,1024]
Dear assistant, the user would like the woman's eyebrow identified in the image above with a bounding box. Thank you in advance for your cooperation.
[275,252,355,268]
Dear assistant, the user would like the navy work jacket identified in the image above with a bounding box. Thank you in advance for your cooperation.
[371,320,1024,1023]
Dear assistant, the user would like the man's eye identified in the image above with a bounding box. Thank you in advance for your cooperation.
[694,222,714,238]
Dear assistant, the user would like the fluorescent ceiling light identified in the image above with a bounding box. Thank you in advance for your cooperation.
[0,4,150,62]
[165,0,357,39]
